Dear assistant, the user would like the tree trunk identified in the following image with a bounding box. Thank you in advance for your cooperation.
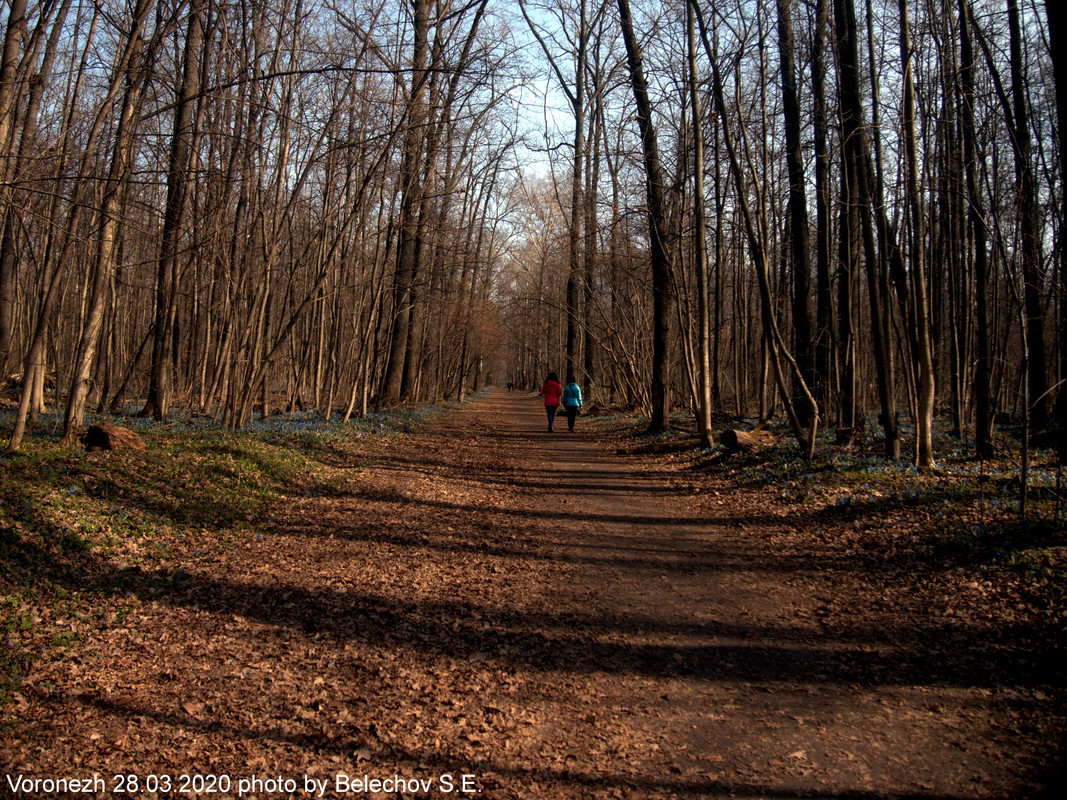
[565,0,587,383]
[617,0,672,433]
[0,0,27,374]
[687,0,712,447]
[897,0,936,468]
[812,0,835,423]
[1008,0,1048,428]
[143,0,205,420]
[583,47,602,402]
[382,0,430,404]
[719,429,763,453]
[697,0,817,458]
[775,0,816,430]
[959,0,994,458]
[834,0,900,458]
[1045,0,1067,458]
[63,0,154,444]
[7,2,107,450]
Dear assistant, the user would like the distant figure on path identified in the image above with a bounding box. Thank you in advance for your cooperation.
[541,372,563,432]
[562,375,583,432]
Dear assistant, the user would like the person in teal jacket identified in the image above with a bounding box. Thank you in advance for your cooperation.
[561,375,583,432]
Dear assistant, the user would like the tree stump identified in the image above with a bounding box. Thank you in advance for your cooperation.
[83,422,146,452]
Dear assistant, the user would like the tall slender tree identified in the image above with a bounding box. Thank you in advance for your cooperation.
[142,0,206,420]
[835,0,900,458]
[959,0,994,458]
[775,0,816,429]
[63,0,156,443]
[897,0,936,468]
[0,0,28,374]
[810,0,836,426]
[687,0,712,447]
[617,0,672,433]
[519,0,592,383]
[383,0,431,404]
[1046,0,1067,458]
[1007,0,1048,429]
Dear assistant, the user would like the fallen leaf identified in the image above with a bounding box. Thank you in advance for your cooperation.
[182,702,204,718]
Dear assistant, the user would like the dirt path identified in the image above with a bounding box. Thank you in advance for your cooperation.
[3,389,1061,798]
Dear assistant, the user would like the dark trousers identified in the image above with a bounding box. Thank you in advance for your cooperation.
[565,406,578,431]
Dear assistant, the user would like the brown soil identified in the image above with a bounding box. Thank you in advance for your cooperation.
[3,389,1063,798]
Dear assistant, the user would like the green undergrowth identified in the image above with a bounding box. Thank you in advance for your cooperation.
[0,403,446,707]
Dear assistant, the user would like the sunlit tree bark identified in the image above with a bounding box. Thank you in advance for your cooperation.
[142,0,206,421]
[687,0,712,447]
[0,0,29,374]
[897,0,936,468]
[62,0,156,444]
[383,0,431,404]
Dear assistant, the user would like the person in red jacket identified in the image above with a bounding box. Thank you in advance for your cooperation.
[540,371,563,432]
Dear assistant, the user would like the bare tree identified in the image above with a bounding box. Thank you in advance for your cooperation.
[142,0,207,420]
[897,0,936,468]
[696,0,817,458]
[834,0,900,459]
[686,0,712,446]
[62,0,157,444]
[0,0,29,374]
[382,0,432,404]
[1006,0,1048,429]
[519,0,595,384]
[1046,0,1067,458]
[617,0,672,433]
[775,0,816,430]
[958,0,994,459]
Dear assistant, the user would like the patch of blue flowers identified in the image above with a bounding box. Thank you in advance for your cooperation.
[0,402,448,454]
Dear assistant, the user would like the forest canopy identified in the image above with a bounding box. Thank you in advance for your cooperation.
[0,0,1063,468]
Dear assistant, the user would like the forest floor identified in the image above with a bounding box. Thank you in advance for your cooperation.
[1,388,1065,799]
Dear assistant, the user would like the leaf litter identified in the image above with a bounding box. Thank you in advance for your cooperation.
[0,390,1064,798]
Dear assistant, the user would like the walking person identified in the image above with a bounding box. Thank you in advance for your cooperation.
[562,375,583,432]
[541,372,563,432]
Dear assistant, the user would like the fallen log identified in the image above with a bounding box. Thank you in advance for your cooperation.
[719,429,762,453]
